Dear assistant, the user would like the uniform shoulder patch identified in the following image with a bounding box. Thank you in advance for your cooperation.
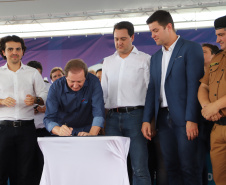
[210,62,219,67]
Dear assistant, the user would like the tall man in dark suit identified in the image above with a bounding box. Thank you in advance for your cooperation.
[141,10,204,185]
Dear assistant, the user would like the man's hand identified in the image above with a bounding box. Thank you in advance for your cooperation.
[37,105,46,113]
[52,125,73,136]
[141,122,153,141]
[24,94,35,106]
[78,132,91,136]
[78,126,101,136]
[0,97,16,107]
[201,102,222,122]
[201,102,220,120]
[209,112,222,122]
[186,121,198,140]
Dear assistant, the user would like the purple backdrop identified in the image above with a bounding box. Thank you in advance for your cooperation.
[0,27,218,80]
[0,27,218,185]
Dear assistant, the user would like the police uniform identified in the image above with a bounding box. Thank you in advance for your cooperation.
[200,50,226,114]
[200,51,226,184]
[200,15,226,184]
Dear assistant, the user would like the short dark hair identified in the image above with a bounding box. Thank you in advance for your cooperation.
[214,15,226,30]
[64,59,88,77]
[0,35,27,60]
[202,43,219,55]
[113,21,134,37]
[50,67,64,79]
[146,10,175,32]
[27,60,43,74]
[96,68,102,74]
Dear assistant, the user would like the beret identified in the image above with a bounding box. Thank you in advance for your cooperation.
[214,15,226,30]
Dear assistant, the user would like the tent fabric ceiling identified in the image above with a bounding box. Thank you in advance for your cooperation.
[0,0,226,24]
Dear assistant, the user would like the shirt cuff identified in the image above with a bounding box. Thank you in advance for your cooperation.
[92,116,105,128]
[39,92,48,103]
[45,121,60,133]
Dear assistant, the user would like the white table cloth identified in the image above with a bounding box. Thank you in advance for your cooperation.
[38,136,130,185]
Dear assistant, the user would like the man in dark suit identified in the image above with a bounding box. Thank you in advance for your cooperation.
[141,10,204,185]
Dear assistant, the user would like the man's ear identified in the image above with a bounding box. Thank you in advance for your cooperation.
[2,50,5,56]
[166,23,173,31]
[131,34,135,42]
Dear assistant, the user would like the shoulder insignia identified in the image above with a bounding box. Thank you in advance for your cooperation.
[210,62,219,67]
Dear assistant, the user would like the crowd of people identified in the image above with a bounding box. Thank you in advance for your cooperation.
[0,9,225,185]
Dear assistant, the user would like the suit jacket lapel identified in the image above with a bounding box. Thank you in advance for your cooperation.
[157,51,163,87]
[165,38,184,79]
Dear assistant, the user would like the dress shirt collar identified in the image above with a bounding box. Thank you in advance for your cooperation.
[63,73,89,93]
[162,35,180,52]
[2,63,8,69]
[2,61,26,71]
[114,45,139,56]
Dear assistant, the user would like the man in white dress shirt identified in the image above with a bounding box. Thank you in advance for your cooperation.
[0,35,47,185]
[101,21,151,185]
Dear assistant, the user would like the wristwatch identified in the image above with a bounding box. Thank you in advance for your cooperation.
[36,97,41,104]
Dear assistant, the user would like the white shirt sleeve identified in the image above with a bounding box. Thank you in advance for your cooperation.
[33,70,48,103]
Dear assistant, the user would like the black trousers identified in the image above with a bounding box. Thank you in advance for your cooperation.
[0,123,38,185]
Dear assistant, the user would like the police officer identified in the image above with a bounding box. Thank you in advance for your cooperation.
[198,15,226,185]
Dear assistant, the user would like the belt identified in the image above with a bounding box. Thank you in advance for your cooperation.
[160,107,169,111]
[0,120,34,127]
[216,117,226,126]
[111,106,144,113]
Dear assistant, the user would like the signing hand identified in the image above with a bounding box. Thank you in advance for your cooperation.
[52,125,73,136]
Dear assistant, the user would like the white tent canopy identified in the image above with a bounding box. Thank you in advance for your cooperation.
[0,0,225,37]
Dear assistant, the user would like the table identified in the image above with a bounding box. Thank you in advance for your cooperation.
[38,136,130,185]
